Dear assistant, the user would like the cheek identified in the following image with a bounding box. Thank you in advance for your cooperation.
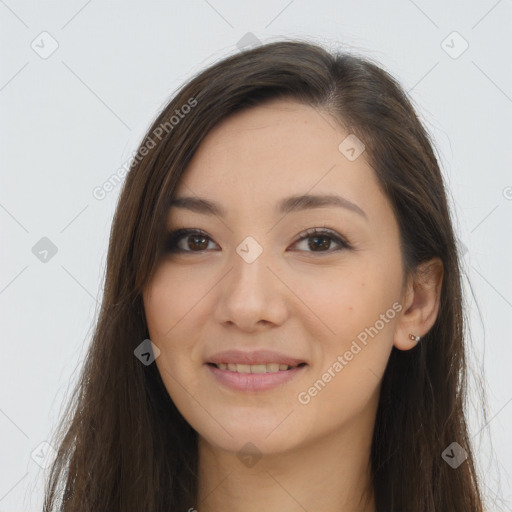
[143,279,187,388]
[143,264,205,342]
[292,266,398,408]
[290,261,398,344]
[296,288,397,426]
[143,269,208,403]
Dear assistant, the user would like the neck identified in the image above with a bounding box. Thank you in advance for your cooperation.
[196,418,376,512]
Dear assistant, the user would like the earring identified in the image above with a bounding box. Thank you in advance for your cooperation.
[409,334,421,342]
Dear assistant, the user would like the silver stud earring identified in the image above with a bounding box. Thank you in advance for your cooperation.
[409,334,421,342]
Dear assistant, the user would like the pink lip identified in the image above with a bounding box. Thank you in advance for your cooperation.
[206,349,306,367]
[206,363,307,392]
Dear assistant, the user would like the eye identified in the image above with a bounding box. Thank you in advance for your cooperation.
[165,229,219,253]
[290,227,352,253]
[164,227,352,254]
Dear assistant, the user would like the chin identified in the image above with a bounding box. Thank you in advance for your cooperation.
[194,412,308,457]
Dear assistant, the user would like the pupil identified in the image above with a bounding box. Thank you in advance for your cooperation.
[309,236,329,251]
[189,235,208,251]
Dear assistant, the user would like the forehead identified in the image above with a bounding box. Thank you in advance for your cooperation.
[191,99,348,168]
[173,99,388,225]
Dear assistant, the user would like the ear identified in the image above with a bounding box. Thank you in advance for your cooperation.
[394,257,444,350]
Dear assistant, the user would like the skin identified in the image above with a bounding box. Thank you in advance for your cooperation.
[142,98,443,512]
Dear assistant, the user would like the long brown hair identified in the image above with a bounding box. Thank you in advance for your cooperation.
[43,39,486,511]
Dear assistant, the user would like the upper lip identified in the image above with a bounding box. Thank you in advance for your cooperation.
[206,349,307,367]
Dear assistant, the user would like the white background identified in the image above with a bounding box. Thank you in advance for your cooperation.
[1,1,511,510]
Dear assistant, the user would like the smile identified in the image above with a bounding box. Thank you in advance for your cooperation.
[208,362,306,373]
[206,362,307,392]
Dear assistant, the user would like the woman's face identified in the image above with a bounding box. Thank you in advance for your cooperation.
[143,99,408,455]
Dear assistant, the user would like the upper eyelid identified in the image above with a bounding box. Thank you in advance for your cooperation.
[167,226,344,241]
[290,228,350,250]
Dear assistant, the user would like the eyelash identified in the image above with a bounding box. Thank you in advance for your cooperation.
[164,227,352,254]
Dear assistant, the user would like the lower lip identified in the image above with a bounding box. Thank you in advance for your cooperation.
[206,364,307,392]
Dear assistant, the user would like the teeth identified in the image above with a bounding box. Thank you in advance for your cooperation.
[250,364,267,374]
[215,362,298,373]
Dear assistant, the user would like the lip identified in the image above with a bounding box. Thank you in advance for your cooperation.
[206,349,306,367]
[206,363,307,392]
[205,349,308,392]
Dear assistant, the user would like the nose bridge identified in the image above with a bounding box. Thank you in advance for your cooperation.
[230,234,271,299]
[214,234,288,329]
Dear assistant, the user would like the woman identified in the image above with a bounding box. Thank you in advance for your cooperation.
[44,39,486,511]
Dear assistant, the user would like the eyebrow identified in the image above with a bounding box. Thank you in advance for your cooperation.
[168,193,367,220]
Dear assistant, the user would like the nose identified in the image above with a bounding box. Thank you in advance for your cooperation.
[212,244,289,332]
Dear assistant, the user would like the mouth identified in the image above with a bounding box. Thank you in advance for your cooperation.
[206,362,307,373]
[204,349,308,391]
[206,362,307,392]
